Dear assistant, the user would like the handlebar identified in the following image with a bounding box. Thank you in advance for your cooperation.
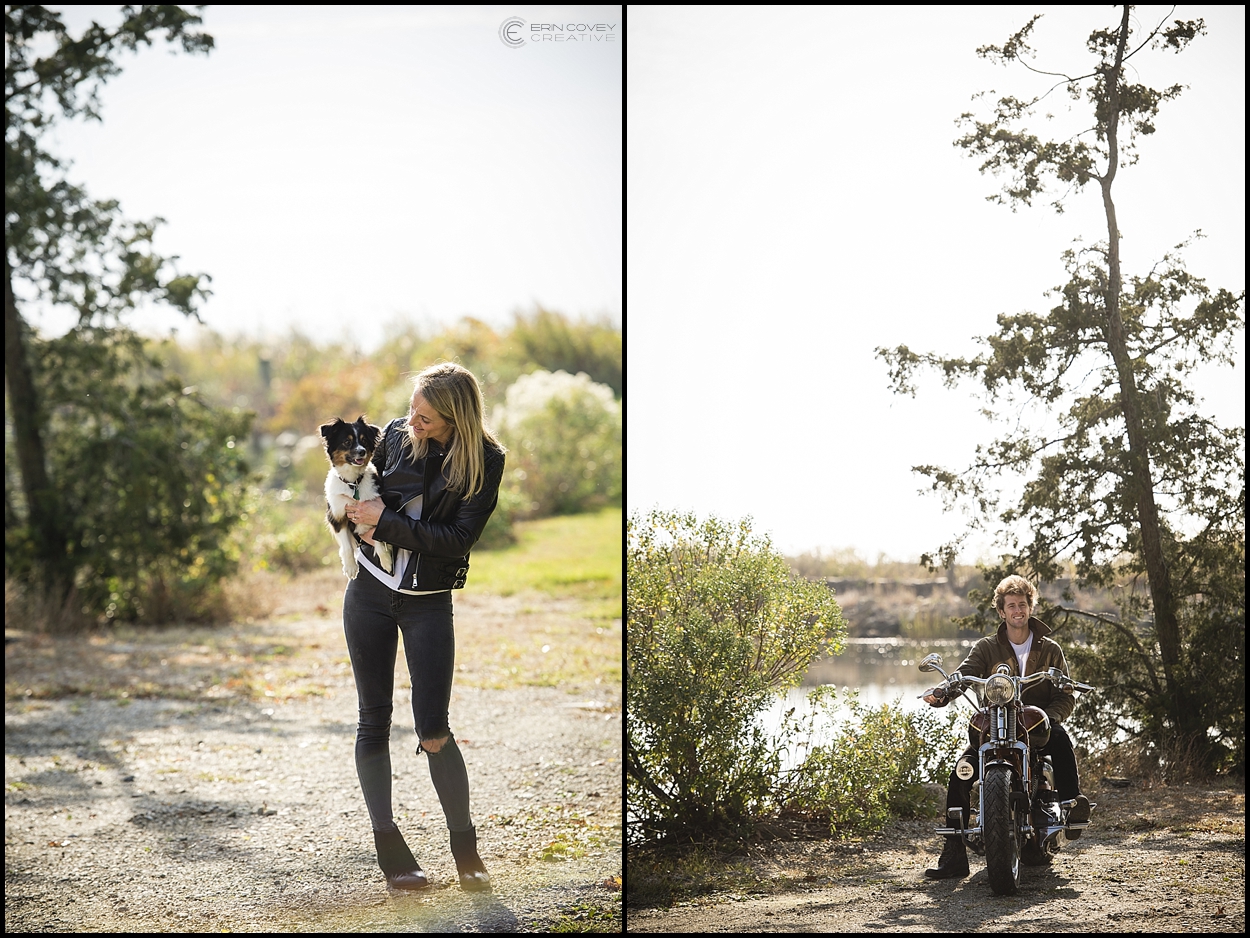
[918,666,1093,701]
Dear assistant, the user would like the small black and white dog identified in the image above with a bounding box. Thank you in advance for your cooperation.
[320,416,394,579]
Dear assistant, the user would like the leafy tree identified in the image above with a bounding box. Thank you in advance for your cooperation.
[267,362,384,438]
[627,510,846,843]
[877,7,1244,773]
[508,307,622,397]
[4,5,245,621]
[26,324,251,622]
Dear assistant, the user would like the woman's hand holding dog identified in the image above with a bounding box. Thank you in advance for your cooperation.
[346,497,383,546]
[345,497,384,527]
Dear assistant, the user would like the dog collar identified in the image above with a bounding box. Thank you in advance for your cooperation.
[335,474,361,498]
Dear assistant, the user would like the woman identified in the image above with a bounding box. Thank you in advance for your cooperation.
[342,362,505,891]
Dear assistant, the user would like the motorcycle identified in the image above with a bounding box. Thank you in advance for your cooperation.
[918,652,1095,895]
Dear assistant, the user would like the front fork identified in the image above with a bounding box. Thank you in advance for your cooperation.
[936,744,1087,854]
[936,741,1031,850]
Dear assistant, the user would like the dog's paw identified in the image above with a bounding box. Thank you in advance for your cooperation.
[377,545,395,575]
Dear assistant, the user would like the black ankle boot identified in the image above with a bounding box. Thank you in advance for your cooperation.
[374,829,429,890]
[924,835,970,879]
[1066,794,1091,838]
[449,826,491,892]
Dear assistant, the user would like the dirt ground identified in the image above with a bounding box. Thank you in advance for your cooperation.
[4,591,623,933]
[628,780,1244,933]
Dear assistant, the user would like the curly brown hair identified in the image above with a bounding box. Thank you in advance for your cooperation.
[994,574,1038,612]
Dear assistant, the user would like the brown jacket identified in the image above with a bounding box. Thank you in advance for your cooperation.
[946,617,1076,725]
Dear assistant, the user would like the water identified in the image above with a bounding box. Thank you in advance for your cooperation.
[760,638,980,770]
[628,638,982,839]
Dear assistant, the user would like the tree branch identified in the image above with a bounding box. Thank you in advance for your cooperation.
[626,735,675,807]
[1120,5,1178,64]
[1056,605,1163,697]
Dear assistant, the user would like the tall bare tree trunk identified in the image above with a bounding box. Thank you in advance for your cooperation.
[4,256,69,585]
[1098,5,1197,748]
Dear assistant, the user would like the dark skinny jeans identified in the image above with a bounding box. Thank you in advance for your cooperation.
[343,570,473,834]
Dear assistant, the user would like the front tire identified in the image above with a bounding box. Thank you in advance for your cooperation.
[984,764,1022,895]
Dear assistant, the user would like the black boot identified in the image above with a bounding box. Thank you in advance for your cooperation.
[924,835,969,879]
[450,826,491,892]
[1066,794,1091,839]
[374,829,429,890]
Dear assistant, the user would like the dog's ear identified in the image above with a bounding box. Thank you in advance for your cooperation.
[320,417,345,439]
[357,417,381,448]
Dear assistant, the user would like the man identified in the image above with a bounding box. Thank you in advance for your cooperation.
[922,574,1091,880]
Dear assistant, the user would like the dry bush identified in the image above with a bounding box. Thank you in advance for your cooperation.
[218,567,346,623]
[1083,733,1232,786]
[5,578,97,635]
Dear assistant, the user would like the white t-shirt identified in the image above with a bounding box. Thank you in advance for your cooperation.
[355,495,449,595]
[1009,631,1034,675]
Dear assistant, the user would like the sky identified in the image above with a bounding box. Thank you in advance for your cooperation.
[627,5,1245,564]
[23,4,622,351]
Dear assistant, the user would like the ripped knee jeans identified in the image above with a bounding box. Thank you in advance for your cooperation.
[343,571,473,833]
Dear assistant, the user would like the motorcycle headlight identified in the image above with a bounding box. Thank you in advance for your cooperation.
[984,674,1015,706]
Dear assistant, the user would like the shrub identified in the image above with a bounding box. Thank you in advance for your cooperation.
[777,688,963,836]
[475,484,524,550]
[494,370,621,518]
[242,504,333,575]
[7,326,253,624]
[627,510,846,844]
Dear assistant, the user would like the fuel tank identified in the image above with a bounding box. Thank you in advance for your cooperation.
[968,705,1050,749]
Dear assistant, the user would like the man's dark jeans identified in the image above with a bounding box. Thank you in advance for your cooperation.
[945,721,1081,824]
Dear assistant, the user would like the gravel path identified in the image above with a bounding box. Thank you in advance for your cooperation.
[627,784,1244,933]
[4,610,622,933]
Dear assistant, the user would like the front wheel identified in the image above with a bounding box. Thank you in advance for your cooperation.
[983,764,1022,895]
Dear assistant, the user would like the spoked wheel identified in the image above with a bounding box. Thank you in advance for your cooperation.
[983,764,1023,895]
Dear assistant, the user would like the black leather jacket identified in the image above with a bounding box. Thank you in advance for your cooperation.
[361,417,505,591]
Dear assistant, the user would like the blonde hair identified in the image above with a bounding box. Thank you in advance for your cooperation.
[401,363,505,499]
[994,574,1038,612]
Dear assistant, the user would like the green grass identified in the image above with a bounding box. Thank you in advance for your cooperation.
[542,895,623,933]
[471,507,621,605]
[453,508,621,692]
